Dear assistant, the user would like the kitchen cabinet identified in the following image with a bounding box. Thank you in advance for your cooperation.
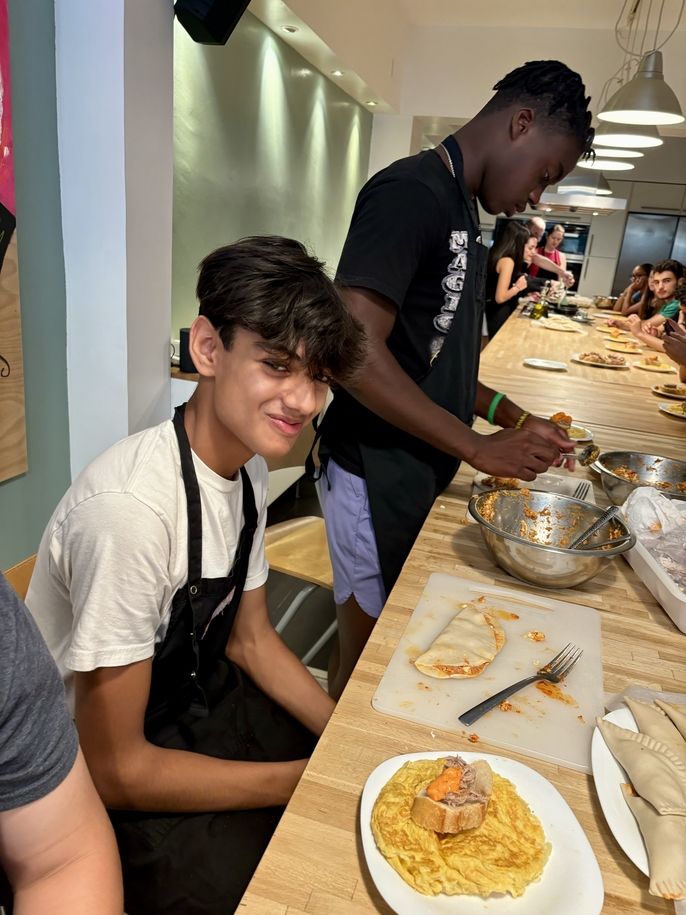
[577,255,616,296]
[629,181,686,214]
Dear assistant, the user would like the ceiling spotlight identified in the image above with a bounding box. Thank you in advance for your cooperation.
[366,100,377,107]
[281,25,298,34]
[331,69,344,77]
[593,211,599,216]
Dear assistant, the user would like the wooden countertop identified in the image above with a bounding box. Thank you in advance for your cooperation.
[240,306,685,915]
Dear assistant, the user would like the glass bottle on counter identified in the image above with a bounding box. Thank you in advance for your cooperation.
[530,282,550,320]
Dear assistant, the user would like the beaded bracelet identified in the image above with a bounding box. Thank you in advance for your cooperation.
[486,392,506,426]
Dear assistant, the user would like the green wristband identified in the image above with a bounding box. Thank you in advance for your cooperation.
[487,391,506,425]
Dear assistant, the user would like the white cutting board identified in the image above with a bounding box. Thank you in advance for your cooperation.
[372,573,604,773]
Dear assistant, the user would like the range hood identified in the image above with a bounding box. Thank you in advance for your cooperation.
[533,191,627,217]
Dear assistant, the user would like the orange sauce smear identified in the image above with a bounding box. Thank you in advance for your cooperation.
[536,681,578,706]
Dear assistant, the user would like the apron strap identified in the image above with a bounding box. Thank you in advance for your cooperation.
[173,404,203,587]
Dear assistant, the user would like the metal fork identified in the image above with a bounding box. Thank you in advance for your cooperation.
[571,480,591,501]
[458,643,583,726]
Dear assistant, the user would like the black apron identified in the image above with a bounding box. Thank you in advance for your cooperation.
[110,404,315,915]
[318,137,487,596]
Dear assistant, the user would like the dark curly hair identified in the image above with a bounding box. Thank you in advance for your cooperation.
[485,60,595,160]
[197,236,366,386]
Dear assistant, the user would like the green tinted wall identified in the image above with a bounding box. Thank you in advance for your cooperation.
[172,12,372,333]
[0,0,70,567]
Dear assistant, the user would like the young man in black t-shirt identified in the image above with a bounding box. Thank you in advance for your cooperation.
[317,60,595,699]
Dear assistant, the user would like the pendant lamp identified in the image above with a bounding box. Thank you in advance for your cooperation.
[594,121,663,148]
[598,51,684,126]
[557,170,613,196]
[590,146,644,158]
[578,158,635,172]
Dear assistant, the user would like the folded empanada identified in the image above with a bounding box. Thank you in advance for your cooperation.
[626,698,686,759]
[656,701,686,743]
[414,602,505,679]
[597,718,686,816]
[622,784,686,900]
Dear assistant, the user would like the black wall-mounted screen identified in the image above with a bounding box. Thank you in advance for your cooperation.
[174,0,251,45]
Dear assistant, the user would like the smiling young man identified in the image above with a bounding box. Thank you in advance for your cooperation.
[316,60,594,699]
[26,236,365,915]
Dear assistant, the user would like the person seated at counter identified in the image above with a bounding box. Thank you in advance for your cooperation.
[625,259,684,349]
[25,236,366,915]
[612,262,652,316]
[627,278,686,355]
[525,216,574,285]
[485,221,530,337]
[314,59,593,700]
[528,223,573,285]
[662,285,686,382]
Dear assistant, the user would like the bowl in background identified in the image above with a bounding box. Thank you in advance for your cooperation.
[468,489,635,589]
[595,451,686,505]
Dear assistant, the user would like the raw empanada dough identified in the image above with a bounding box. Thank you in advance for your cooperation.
[656,700,686,743]
[625,698,686,759]
[622,784,686,900]
[597,718,686,816]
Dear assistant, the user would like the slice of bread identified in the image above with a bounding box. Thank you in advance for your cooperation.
[411,760,493,833]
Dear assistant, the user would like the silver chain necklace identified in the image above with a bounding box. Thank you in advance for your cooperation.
[439,142,456,179]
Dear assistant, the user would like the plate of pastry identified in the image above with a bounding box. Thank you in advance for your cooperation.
[634,357,677,374]
[604,341,642,355]
[596,326,630,339]
[652,383,686,400]
[659,402,686,419]
[591,708,648,875]
[538,316,585,334]
[361,750,604,914]
[571,352,629,369]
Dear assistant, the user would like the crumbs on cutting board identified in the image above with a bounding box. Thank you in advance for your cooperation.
[467,733,480,743]
[417,682,432,691]
[498,701,522,714]
[577,714,586,724]
[526,630,545,642]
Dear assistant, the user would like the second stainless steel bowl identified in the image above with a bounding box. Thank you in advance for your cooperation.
[468,489,635,589]
[595,451,686,505]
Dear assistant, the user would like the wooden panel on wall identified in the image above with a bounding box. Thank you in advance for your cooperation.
[0,0,26,484]
[0,234,26,482]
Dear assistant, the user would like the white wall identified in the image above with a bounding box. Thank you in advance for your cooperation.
[55,0,174,479]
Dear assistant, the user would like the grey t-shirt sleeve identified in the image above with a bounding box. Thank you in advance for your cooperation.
[0,574,78,811]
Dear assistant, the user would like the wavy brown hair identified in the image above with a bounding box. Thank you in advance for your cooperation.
[197,236,366,385]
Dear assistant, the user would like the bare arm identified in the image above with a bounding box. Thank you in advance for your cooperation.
[531,251,567,280]
[338,287,572,479]
[0,750,123,915]
[613,285,631,313]
[493,258,527,305]
[75,658,306,813]
[227,585,334,736]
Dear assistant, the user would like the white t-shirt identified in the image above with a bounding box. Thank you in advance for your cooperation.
[26,420,269,709]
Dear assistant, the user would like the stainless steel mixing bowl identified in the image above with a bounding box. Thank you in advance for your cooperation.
[468,489,635,589]
[595,451,686,505]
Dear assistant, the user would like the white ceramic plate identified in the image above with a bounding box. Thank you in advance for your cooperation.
[659,402,686,419]
[604,342,642,355]
[651,384,686,400]
[360,751,604,915]
[596,326,630,338]
[567,425,593,443]
[633,361,677,374]
[522,358,568,372]
[591,708,648,876]
[538,318,585,334]
[571,353,629,370]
